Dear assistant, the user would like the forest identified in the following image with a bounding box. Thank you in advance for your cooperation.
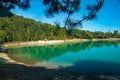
[0,14,120,44]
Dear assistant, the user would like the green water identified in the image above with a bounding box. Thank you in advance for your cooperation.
[7,41,120,74]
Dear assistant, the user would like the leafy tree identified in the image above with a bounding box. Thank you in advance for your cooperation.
[70,29,82,38]
[26,27,30,41]
[81,30,87,39]
[113,30,120,38]
[56,28,67,39]
[85,31,93,39]
[105,31,112,38]
[0,30,6,43]
[93,31,105,39]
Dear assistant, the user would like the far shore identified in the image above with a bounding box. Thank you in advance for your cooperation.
[1,38,120,48]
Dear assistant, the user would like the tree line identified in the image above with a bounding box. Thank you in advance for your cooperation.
[0,14,120,43]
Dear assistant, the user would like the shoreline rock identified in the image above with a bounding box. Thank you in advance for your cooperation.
[0,53,16,63]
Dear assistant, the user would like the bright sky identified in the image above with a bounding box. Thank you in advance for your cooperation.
[11,0,120,32]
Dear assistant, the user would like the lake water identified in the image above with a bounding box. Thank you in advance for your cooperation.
[7,41,120,75]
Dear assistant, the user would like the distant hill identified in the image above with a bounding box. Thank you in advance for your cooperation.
[0,14,120,43]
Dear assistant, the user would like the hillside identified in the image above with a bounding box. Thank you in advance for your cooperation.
[0,14,120,44]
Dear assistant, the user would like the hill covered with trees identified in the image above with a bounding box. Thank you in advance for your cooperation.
[0,14,120,44]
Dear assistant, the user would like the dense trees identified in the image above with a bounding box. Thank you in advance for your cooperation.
[0,14,120,44]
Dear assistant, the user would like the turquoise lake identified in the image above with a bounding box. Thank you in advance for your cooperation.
[7,41,120,75]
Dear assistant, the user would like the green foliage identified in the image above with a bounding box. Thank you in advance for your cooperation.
[0,14,120,44]
[113,30,120,38]
[85,31,93,40]
[105,31,112,38]
[70,29,82,38]
[93,31,105,39]
[0,30,6,43]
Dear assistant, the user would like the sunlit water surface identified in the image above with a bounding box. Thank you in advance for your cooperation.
[7,41,120,75]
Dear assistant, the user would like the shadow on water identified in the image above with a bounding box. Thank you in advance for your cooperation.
[60,60,120,75]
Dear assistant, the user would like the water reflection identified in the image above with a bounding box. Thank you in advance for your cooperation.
[7,41,120,69]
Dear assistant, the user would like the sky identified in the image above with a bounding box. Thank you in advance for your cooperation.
[11,0,120,32]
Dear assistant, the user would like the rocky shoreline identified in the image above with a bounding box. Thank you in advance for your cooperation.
[0,53,15,63]
[0,53,24,64]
